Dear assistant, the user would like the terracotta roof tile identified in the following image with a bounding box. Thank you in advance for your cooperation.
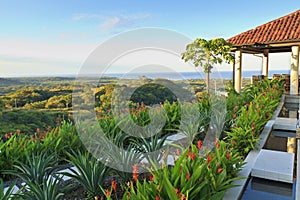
[227,10,300,46]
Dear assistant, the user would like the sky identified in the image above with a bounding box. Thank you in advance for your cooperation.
[0,0,299,77]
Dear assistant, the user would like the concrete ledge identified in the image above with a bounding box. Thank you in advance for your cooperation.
[223,95,285,200]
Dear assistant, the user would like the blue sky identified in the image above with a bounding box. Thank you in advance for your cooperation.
[0,0,299,77]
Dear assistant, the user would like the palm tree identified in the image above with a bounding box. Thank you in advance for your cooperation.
[182,38,234,92]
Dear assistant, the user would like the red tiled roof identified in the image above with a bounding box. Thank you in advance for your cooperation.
[227,10,300,46]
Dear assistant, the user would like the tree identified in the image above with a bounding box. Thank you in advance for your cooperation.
[182,38,234,92]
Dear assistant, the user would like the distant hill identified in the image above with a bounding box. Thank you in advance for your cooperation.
[0,78,23,86]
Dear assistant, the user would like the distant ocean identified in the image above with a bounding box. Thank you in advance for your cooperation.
[102,70,290,80]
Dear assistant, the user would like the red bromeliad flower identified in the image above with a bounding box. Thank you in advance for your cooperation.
[187,149,195,161]
[217,168,223,173]
[4,133,9,139]
[232,113,236,119]
[132,164,138,181]
[257,110,261,116]
[197,140,202,149]
[233,106,237,112]
[261,105,265,109]
[190,153,195,161]
[156,195,160,200]
[175,188,180,197]
[231,139,235,146]
[133,173,138,181]
[215,140,220,150]
[181,194,186,200]
[265,113,269,119]
[251,122,255,133]
[207,155,211,163]
[105,189,111,197]
[186,173,191,181]
[111,180,117,192]
[226,152,231,160]
[149,174,154,181]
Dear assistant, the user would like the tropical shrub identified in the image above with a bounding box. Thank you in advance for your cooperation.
[121,141,244,200]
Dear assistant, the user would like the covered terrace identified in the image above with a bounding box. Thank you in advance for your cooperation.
[227,9,300,94]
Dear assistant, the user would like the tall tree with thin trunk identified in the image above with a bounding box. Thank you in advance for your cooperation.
[182,38,234,92]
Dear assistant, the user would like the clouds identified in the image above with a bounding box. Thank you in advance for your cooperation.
[71,12,152,33]
[101,17,120,31]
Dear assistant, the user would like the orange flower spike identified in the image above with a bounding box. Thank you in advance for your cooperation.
[215,140,220,150]
[207,155,211,163]
[186,173,191,181]
[190,153,195,161]
[226,152,231,160]
[175,188,180,197]
[17,129,21,136]
[181,194,186,200]
[197,140,202,149]
[4,133,9,139]
[111,180,117,192]
[217,168,223,173]
[149,174,154,181]
[133,172,138,181]
[105,189,111,197]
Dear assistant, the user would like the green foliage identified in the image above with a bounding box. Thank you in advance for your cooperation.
[131,133,167,163]
[4,153,68,200]
[19,176,66,200]
[225,78,284,156]
[182,38,234,91]
[0,110,69,135]
[0,121,83,180]
[62,151,110,198]
[130,83,177,105]
[4,153,58,186]
[0,179,17,200]
[122,142,244,200]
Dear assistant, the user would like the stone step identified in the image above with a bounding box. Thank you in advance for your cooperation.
[272,130,296,138]
[251,149,295,183]
[273,117,298,131]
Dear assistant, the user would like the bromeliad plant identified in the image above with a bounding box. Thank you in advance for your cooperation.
[121,140,244,200]
[225,78,284,157]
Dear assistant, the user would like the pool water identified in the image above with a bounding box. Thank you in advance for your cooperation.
[241,177,295,200]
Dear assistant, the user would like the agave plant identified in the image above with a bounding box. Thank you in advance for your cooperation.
[107,144,143,184]
[61,151,110,198]
[3,152,68,199]
[18,176,66,200]
[4,153,58,186]
[131,132,167,163]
